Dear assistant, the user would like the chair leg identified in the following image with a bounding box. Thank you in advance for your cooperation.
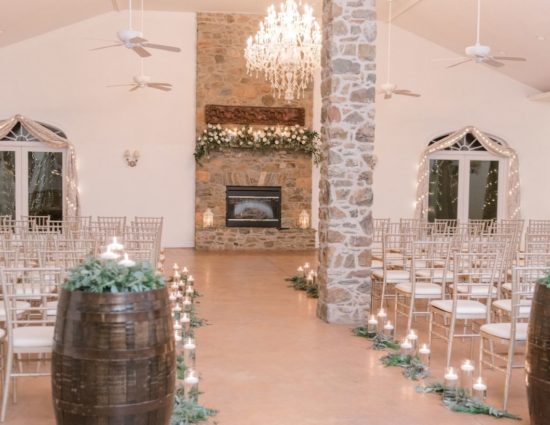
[406,294,414,333]
[446,316,456,369]
[1,347,13,422]
[428,308,434,348]
[478,333,484,376]
[503,341,515,411]
[393,293,398,335]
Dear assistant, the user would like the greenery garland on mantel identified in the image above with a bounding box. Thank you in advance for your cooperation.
[194,124,320,164]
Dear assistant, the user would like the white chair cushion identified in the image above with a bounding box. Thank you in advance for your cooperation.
[46,301,58,317]
[0,301,32,320]
[480,322,528,341]
[396,282,442,296]
[416,269,454,282]
[372,270,411,282]
[431,299,487,316]
[493,299,532,317]
[371,260,383,269]
[455,285,498,296]
[13,326,54,349]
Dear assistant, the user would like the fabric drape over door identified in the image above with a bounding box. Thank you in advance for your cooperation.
[414,126,520,220]
[0,114,80,217]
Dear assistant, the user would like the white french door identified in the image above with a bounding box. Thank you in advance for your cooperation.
[0,142,66,221]
[427,151,507,222]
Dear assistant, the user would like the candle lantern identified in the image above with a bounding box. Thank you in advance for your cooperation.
[418,343,431,367]
[183,337,197,368]
[383,321,395,339]
[473,377,487,400]
[183,368,200,401]
[377,308,387,330]
[460,359,475,396]
[406,329,418,355]
[367,315,378,334]
[203,208,214,228]
[298,209,310,229]
[444,367,459,388]
[400,338,412,356]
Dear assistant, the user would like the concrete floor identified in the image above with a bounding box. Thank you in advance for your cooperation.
[4,249,529,424]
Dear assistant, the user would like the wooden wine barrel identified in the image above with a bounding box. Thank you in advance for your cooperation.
[52,288,176,425]
[526,284,550,425]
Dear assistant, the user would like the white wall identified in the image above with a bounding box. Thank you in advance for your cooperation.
[0,11,196,247]
[312,22,550,226]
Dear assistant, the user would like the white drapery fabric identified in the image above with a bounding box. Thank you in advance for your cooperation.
[414,126,521,220]
[0,115,80,217]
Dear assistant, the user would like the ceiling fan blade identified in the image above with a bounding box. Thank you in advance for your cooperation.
[107,83,135,88]
[433,57,467,62]
[91,43,122,51]
[384,93,392,100]
[492,56,527,62]
[149,82,173,87]
[395,91,421,97]
[132,46,152,58]
[484,58,505,67]
[129,85,141,92]
[148,84,172,91]
[111,0,120,11]
[130,37,148,44]
[447,58,472,68]
[142,43,181,53]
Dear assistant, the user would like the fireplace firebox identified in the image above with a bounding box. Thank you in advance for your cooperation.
[226,186,281,228]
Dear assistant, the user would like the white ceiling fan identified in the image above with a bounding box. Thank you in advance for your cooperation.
[93,0,181,58]
[436,0,526,68]
[108,60,173,92]
[379,0,421,100]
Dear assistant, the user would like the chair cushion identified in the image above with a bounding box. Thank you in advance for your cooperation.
[480,322,528,341]
[502,282,512,292]
[396,282,442,296]
[371,259,383,269]
[492,299,532,317]
[431,299,487,316]
[372,270,411,282]
[455,285,498,296]
[416,269,454,282]
[0,301,32,320]
[13,326,54,349]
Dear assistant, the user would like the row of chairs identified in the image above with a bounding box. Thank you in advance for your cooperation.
[372,217,549,410]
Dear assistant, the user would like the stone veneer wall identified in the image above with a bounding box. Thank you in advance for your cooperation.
[316,1,376,324]
[195,13,315,250]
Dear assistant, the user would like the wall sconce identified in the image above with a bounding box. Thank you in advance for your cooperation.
[124,150,140,167]
[203,208,214,228]
[298,209,310,229]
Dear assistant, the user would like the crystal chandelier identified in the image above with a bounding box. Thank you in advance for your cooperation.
[244,0,321,102]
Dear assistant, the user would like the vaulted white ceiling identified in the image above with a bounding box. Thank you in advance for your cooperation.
[0,0,548,91]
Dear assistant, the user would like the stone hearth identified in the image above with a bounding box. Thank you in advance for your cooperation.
[195,150,315,250]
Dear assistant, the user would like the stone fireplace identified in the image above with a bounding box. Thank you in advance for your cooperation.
[195,150,315,250]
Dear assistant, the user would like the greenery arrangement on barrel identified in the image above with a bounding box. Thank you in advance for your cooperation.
[195,124,320,164]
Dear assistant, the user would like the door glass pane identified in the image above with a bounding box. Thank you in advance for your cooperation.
[0,151,16,219]
[428,159,459,222]
[469,160,499,220]
[28,152,63,220]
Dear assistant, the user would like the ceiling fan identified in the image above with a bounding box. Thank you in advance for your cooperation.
[111,0,120,11]
[93,0,181,58]
[436,0,526,68]
[378,0,421,100]
[108,64,173,92]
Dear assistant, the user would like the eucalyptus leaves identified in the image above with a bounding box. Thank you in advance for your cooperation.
[65,257,164,293]
[194,124,320,163]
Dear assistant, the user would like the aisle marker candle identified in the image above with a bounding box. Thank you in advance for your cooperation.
[183,337,196,351]
[473,377,487,400]
[400,338,412,355]
[383,321,395,339]
[406,329,418,354]
[367,315,378,333]
[182,266,189,276]
[460,359,475,395]
[173,263,180,271]
[444,367,459,388]
[118,253,136,267]
[419,343,431,366]
[109,236,124,251]
[100,247,119,260]
[377,308,387,329]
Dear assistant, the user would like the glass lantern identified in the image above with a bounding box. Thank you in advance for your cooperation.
[203,208,214,228]
[298,209,310,229]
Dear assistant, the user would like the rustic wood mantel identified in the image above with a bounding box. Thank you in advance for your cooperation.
[205,104,306,126]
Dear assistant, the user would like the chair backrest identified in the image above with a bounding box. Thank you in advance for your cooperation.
[528,220,550,235]
[0,267,64,331]
[452,250,501,304]
[383,232,414,270]
[525,233,550,254]
[510,265,549,326]
[411,239,452,295]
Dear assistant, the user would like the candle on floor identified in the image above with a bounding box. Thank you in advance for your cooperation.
[186,285,194,296]
[406,329,418,354]
[183,337,196,351]
[460,359,475,395]
[377,308,388,329]
[444,367,459,388]
[473,377,487,400]
[419,343,431,366]
[100,247,119,260]
[367,314,378,334]
[169,292,177,302]
[187,275,195,287]
[184,368,199,401]
[174,330,182,342]
[173,263,180,271]
[109,236,124,251]
[400,338,412,356]
[174,270,181,280]
[173,303,182,313]
[383,321,395,339]
[297,266,304,276]
[182,266,189,276]
[118,253,136,267]
[173,320,182,331]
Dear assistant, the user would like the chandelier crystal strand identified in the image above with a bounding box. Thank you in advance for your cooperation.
[245,0,321,102]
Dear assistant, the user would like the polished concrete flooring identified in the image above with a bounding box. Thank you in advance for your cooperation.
[6,249,529,424]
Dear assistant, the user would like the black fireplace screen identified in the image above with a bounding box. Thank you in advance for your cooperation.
[226,186,281,228]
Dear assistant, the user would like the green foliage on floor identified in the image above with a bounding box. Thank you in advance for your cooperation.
[285,275,319,298]
[351,328,400,351]
[417,382,521,420]
[380,353,429,381]
[171,390,218,425]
